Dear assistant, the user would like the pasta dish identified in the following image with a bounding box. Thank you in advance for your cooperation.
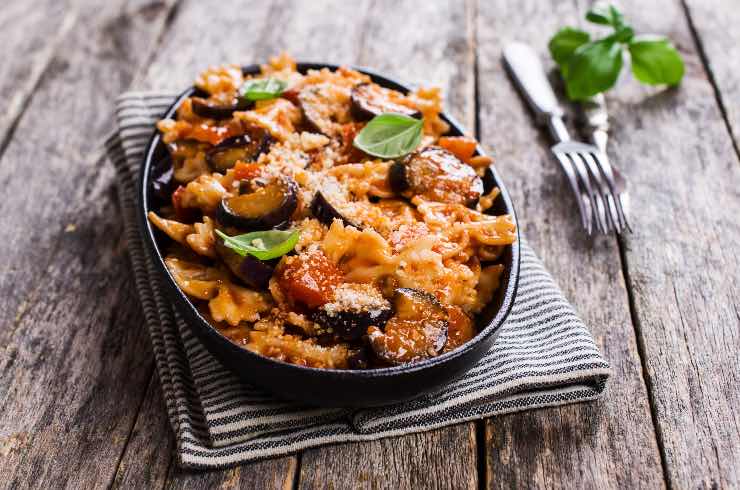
[147,54,517,369]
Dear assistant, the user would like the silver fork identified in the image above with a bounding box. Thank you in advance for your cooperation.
[579,94,631,231]
[503,42,626,234]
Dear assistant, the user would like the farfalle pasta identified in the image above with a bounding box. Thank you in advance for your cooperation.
[148,54,516,369]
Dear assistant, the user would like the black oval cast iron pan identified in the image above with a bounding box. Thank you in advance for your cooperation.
[138,62,520,407]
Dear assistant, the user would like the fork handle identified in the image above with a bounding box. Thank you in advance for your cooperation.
[579,93,609,153]
[503,42,570,142]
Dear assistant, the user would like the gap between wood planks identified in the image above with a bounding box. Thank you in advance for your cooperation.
[617,238,672,487]
[679,0,740,165]
[617,0,740,487]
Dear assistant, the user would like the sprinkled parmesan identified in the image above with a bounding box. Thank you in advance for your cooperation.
[300,131,330,151]
[321,283,390,317]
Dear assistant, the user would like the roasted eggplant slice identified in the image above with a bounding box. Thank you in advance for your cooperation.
[298,84,346,137]
[389,146,484,207]
[310,192,357,228]
[217,176,298,230]
[214,235,274,289]
[350,83,421,121]
[191,96,252,119]
[310,283,393,340]
[368,288,449,365]
[205,131,272,172]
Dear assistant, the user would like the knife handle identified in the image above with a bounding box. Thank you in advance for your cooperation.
[503,42,570,143]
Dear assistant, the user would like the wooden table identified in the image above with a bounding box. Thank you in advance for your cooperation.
[1,0,738,488]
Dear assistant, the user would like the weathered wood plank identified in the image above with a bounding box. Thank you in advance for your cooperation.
[682,0,740,158]
[163,457,297,490]
[0,0,76,148]
[606,0,740,487]
[299,426,478,490]
[0,1,176,489]
[115,376,297,490]
[477,1,665,488]
[111,376,175,489]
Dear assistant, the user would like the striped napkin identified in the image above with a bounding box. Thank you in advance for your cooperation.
[106,92,610,469]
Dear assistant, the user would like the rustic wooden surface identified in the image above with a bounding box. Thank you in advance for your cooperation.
[478,2,665,488]
[0,0,738,488]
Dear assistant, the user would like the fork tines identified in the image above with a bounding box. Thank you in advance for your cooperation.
[551,142,630,234]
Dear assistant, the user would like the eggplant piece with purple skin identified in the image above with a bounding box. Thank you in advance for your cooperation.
[214,237,274,289]
[310,192,358,228]
[191,96,252,120]
[297,84,344,137]
[367,288,449,365]
[310,283,393,341]
[388,146,484,208]
[217,176,298,230]
[205,131,273,172]
[350,83,421,121]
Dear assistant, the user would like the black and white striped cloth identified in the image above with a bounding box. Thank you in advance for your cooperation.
[106,92,610,469]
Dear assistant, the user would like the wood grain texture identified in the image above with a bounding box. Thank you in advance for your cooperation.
[477,1,665,488]
[0,0,76,147]
[0,1,175,489]
[299,426,478,490]
[607,0,740,487]
[111,376,175,489]
[682,0,740,158]
[163,455,297,490]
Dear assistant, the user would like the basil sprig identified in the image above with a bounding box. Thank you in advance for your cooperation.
[549,4,684,100]
[240,77,288,101]
[353,113,423,159]
[215,229,299,260]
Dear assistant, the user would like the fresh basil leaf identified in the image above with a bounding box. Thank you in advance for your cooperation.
[240,77,287,101]
[608,5,626,29]
[215,229,300,260]
[587,5,625,29]
[549,27,591,66]
[585,9,612,25]
[563,39,624,100]
[628,35,685,86]
[353,113,423,159]
[613,26,635,43]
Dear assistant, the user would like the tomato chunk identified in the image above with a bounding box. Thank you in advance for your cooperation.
[276,249,343,308]
[438,136,478,163]
[232,162,263,181]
